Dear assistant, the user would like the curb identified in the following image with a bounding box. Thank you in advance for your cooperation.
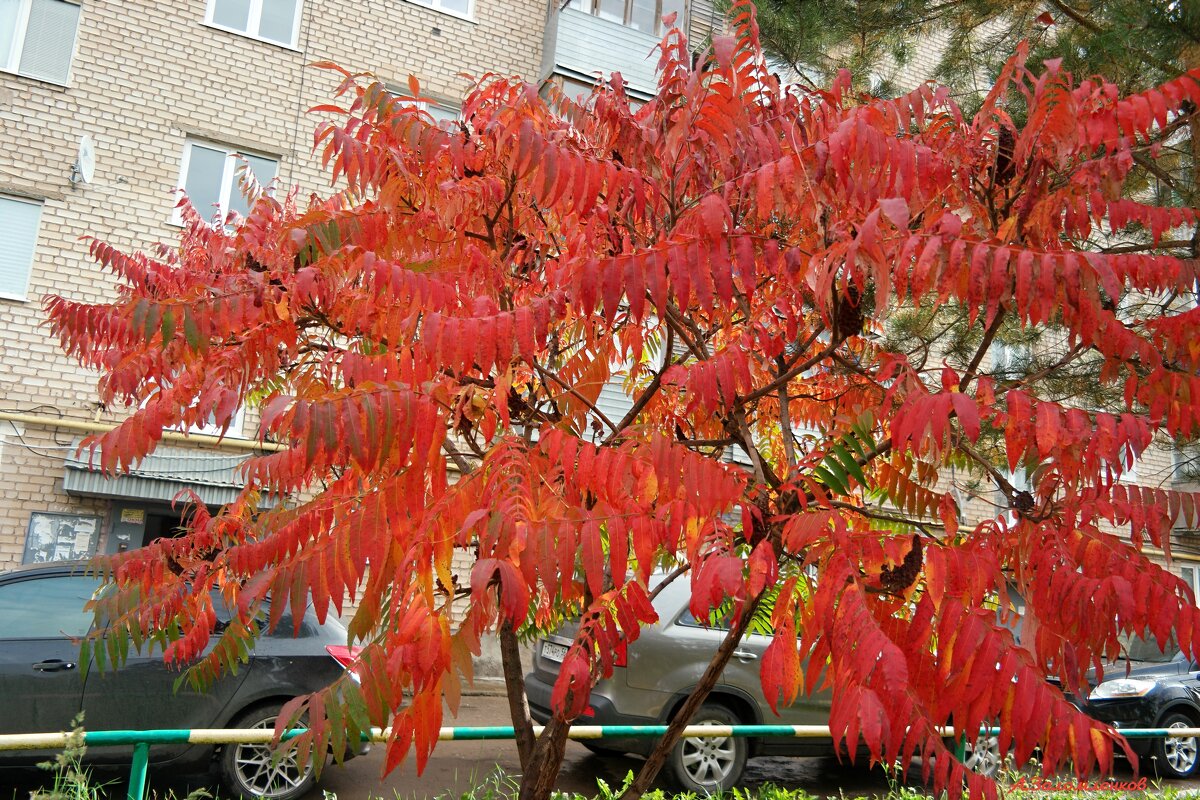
[461,677,508,697]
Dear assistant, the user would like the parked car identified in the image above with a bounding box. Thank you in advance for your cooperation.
[527,576,1012,791]
[1078,634,1200,779]
[0,562,362,800]
[527,575,894,792]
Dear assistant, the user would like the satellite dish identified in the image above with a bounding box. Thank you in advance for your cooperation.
[71,135,95,186]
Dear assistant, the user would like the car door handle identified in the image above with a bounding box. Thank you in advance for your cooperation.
[32,659,76,672]
[732,650,758,662]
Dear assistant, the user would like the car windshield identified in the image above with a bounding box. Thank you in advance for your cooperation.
[1118,632,1179,662]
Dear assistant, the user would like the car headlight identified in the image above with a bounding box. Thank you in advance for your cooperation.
[1088,678,1158,700]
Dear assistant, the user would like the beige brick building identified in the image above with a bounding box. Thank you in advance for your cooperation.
[0,0,725,575]
[3,0,1195,611]
[0,0,559,567]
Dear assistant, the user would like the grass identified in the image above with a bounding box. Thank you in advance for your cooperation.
[18,733,1195,800]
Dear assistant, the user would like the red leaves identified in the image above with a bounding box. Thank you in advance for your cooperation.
[44,11,1200,800]
[1000,391,1156,487]
[550,648,592,720]
[690,555,748,619]
[891,382,982,455]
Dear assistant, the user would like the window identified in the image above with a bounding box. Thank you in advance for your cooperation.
[175,140,278,225]
[0,0,80,84]
[990,341,1030,382]
[0,195,42,301]
[404,0,472,19]
[205,0,302,47]
[190,405,246,438]
[387,89,461,124]
[1100,443,1140,483]
[1173,442,1200,483]
[1182,566,1200,606]
[566,0,686,34]
[998,466,1029,525]
[0,575,97,638]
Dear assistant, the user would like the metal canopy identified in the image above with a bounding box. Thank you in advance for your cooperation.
[62,440,256,507]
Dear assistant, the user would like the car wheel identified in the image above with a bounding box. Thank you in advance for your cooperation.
[667,703,748,794]
[1147,712,1200,779]
[218,702,319,800]
[962,732,1004,778]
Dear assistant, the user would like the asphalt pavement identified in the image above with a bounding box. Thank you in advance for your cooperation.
[3,690,1199,800]
[0,691,901,800]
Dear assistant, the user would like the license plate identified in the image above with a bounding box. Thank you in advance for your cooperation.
[541,641,569,663]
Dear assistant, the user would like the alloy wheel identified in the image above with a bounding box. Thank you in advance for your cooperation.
[963,733,1004,777]
[1164,720,1199,775]
[229,715,313,798]
[678,718,739,788]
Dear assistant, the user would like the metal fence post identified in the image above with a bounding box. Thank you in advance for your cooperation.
[953,735,967,762]
[126,741,149,800]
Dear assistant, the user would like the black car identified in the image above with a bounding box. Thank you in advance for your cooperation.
[0,562,361,800]
[1080,635,1200,779]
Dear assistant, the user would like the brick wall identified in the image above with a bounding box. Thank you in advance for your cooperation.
[0,0,546,568]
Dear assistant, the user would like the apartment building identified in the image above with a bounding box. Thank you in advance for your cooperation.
[4,1,1194,614]
[0,1,630,569]
[0,0,725,571]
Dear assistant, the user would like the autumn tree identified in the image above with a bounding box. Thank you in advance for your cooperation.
[750,0,1200,480]
[46,3,1200,800]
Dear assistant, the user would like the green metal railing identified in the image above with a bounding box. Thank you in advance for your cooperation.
[1,724,1198,800]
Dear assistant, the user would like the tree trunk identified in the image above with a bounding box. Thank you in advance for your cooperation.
[1187,48,1199,267]
[500,619,536,772]
[619,594,763,800]
[517,712,572,800]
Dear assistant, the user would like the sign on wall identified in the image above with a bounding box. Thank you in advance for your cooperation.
[22,512,101,564]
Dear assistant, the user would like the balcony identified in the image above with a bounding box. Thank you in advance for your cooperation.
[541,5,666,100]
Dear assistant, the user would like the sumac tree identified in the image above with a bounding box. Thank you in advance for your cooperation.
[46,3,1200,799]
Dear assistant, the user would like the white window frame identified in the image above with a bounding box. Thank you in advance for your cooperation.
[387,88,461,124]
[190,405,247,439]
[172,139,278,226]
[0,194,43,302]
[203,0,304,48]
[1119,445,1140,482]
[1180,565,1200,606]
[999,466,1029,526]
[567,0,685,34]
[0,0,81,85]
[139,395,248,439]
[1173,443,1200,483]
[990,341,1030,381]
[402,0,475,22]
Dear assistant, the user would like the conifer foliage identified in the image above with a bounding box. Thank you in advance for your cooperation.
[46,4,1200,798]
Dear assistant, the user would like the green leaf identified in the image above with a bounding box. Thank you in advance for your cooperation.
[78,638,92,681]
[182,308,203,351]
[812,464,848,495]
[130,298,149,338]
[832,443,867,486]
[326,690,347,763]
[160,308,176,347]
[142,303,161,344]
[343,681,372,732]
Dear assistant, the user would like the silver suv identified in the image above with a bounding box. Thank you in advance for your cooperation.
[524,576,836,792]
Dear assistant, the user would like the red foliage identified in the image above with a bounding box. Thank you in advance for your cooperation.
[47,3,1200,797]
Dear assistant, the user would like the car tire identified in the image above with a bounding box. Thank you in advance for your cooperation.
[217,702,319,800]
[666,703,748,794]
[1146,711,1200,779]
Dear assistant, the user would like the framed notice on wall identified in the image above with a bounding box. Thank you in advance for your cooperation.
[22,512,101,564]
